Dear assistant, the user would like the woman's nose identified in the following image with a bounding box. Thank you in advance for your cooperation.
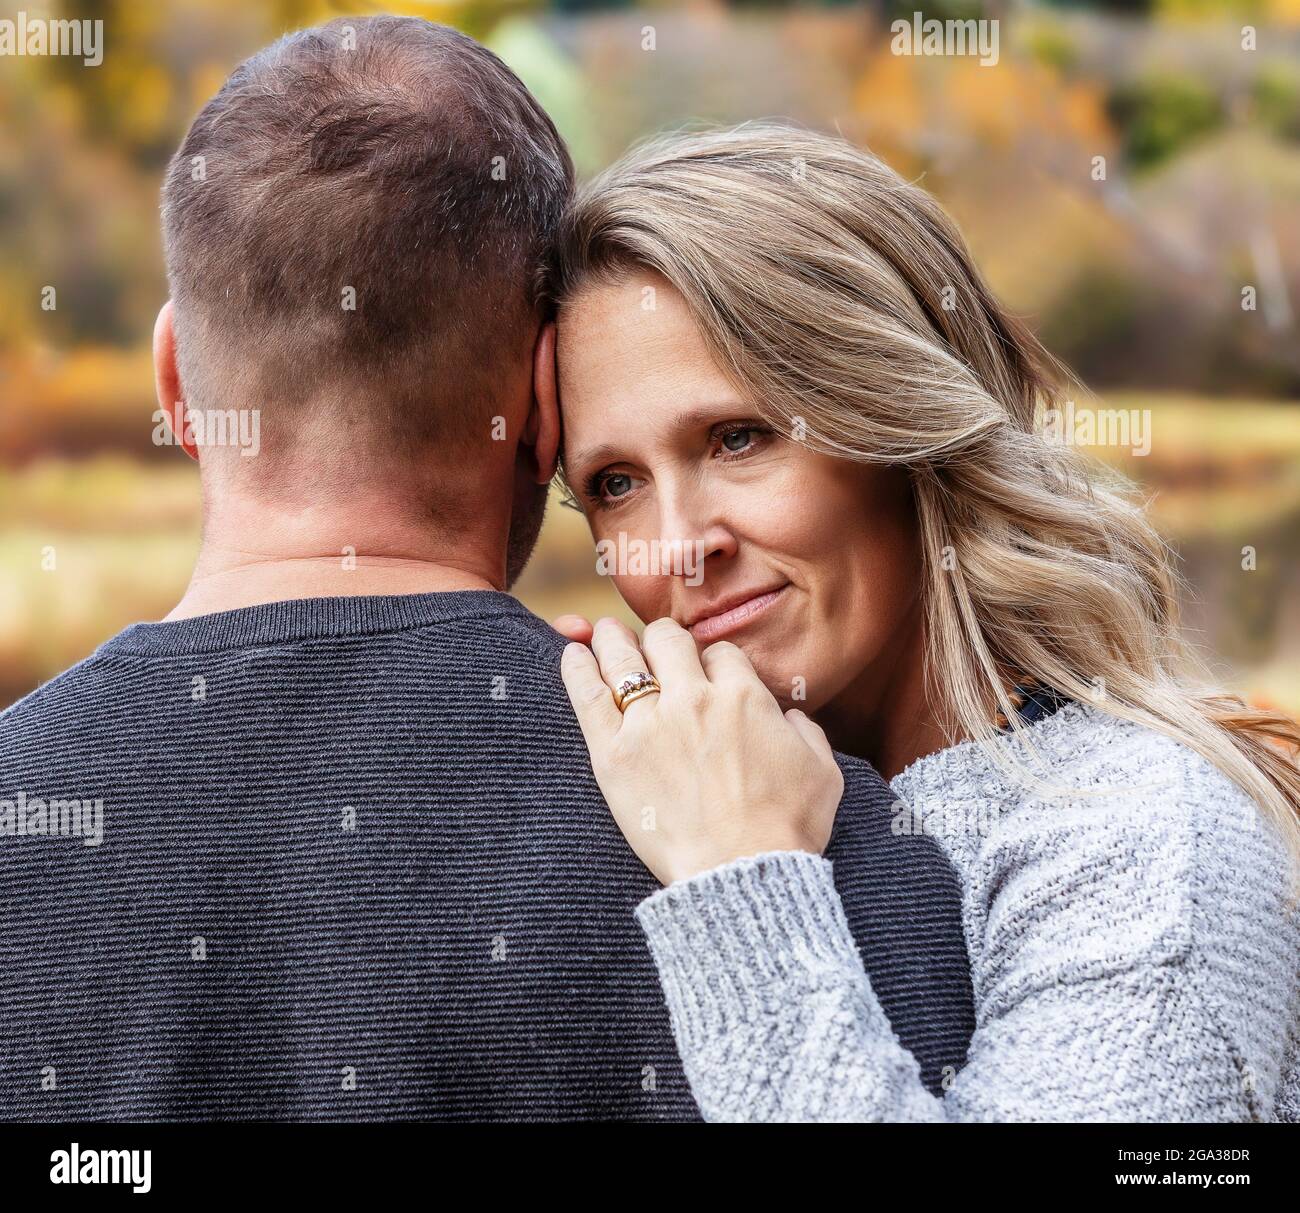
[656,496,738,580]
[692,524,738,565]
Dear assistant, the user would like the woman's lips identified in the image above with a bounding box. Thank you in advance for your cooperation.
[687,586,789,643]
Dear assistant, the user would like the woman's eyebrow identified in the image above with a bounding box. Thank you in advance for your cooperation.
[569,402,748,471]
[670,402,747,432]
[568,442,621,473]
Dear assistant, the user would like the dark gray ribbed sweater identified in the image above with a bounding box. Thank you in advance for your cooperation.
[0,591,974,1121]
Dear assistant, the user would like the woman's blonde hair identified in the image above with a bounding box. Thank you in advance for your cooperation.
[548,121,1300,863]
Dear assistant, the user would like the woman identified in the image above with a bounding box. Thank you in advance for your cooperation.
[545,123,1300,1121]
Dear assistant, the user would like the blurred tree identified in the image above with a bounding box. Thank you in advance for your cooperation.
[1253,65,1300,142]
[488,16,602,173]
[1108,72,1224,170]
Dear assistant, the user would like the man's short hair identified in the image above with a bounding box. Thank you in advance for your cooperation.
[161,16,573,458]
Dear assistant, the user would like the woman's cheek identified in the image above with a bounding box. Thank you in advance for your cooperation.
[609,570,672,626]
[733,466,827,555]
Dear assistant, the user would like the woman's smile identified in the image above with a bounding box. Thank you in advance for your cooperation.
[683,583,789,643]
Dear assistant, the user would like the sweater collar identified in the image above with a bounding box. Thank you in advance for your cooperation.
[889,698,1106,807]
[98,590,532,658]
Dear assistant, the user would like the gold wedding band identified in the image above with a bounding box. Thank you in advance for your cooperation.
[612,671,661,713]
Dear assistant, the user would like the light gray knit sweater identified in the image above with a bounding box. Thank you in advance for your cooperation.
[636,701,1300,1122]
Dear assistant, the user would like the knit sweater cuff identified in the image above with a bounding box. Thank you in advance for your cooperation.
[635,850,864,1051]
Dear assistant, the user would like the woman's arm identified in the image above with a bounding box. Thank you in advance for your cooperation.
[636,838,1287,1122]
[635,850,943,1121]
[561,617,1297,1122]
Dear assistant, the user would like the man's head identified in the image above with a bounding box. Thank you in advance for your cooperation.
[157,16,572,581]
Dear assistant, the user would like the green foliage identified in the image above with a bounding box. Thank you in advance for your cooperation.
[884,0,987,20]
[1025,23,1080,74]
[1107,73,1225,171]
[1252,66,1300,142]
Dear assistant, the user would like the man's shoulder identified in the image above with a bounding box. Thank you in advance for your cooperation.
[426,601,567,664]
[394,604,575,706]
[832,748,900,814]
[0,601,604,835]
[0,601,583,763]
[0,650,112,731]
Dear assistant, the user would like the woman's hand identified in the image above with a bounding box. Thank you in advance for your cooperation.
[560,616,844,886]
[551,614,594,645]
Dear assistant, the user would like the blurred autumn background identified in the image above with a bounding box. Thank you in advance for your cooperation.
[2,0,1299,714]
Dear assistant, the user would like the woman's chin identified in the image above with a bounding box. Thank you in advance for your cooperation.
[738,652,817,712]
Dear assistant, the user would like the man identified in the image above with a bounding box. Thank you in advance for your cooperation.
[0,16,973,1120]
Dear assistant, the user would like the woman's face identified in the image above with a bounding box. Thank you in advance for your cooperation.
[556,272,922,714]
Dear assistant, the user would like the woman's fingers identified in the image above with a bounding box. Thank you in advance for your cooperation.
[590,617,660,717]
[785,707,837,766]
[560,641,622,746]
[552,614,594,645]
[590,617,649,686]
[640,618,707,690]
[699,639,758,685]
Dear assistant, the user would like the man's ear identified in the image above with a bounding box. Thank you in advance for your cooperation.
[522,321,560,485]
[153,300,198,462]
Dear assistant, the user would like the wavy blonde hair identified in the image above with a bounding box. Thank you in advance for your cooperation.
[548,122,1300,866]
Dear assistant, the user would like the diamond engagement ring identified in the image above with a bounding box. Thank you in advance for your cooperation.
[612,671,661,713]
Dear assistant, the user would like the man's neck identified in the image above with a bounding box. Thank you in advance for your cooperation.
[165,486,506,621]
[166,556,498,621]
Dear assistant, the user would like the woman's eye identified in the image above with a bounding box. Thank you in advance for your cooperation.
[603,473,635,499]
[586,469,643,507]
[715,424,769,456]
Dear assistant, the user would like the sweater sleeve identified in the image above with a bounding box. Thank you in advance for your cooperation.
[636,851,943,1121]
[635,751,1299,1122]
